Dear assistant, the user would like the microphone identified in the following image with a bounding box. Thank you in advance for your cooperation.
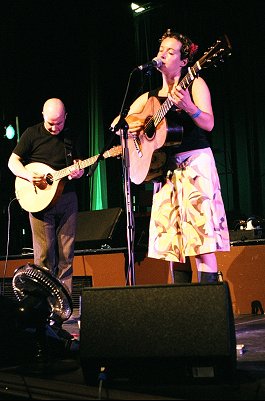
[135,57,163,72]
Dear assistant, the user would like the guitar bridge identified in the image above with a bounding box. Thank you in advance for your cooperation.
[133,135,143,158]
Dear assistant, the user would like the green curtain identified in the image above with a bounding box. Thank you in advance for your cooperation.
[87,59,108,211]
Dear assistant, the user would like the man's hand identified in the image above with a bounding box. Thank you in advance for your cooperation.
[68,160,84,180]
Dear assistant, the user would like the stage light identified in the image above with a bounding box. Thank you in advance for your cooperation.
[131,2,147,14]
[5,124,16,139]
[130,2,161,16]
[3,117,20,142]
[131,3,141,11]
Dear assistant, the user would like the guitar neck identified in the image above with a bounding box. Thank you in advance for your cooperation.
[153,60,202,128]
[180,61,202,90]
[53,151,108,181]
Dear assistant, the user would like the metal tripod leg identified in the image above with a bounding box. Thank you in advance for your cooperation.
[169,261,174,284]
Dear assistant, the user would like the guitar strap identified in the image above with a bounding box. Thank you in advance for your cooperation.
[63,131,73,166]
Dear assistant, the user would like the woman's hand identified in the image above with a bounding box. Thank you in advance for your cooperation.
[168,85,196,115]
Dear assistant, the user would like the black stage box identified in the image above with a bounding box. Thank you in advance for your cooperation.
[75,207,126,250]
[229,228,264,243]
[80,282,236,387]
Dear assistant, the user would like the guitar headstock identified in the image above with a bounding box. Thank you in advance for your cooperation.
[199,34,232,69]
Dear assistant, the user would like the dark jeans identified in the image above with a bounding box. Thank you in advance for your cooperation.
[29,191,78,295]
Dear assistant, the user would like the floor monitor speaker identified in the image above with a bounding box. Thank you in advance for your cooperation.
[75,207,125,250]
[80,282,236,387]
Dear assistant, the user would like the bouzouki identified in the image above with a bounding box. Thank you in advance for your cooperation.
[15,145,122,213]
[127,34,232,185]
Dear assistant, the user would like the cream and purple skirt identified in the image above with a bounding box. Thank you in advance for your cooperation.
[148,147,230,263]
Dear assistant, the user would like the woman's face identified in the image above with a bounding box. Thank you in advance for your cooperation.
[156,37,185,75]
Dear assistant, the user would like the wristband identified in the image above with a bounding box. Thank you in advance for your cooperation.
[191,108,202,119]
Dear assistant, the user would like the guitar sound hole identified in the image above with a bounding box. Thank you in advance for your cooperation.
[46,173,54,185]
[144,117,155,140]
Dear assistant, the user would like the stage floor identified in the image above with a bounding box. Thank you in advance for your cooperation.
[1,309,265,400]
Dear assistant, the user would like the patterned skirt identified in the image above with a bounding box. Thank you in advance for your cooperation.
[148,147,230,263]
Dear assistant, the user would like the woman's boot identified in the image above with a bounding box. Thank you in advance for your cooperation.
[174,270,193,283]
[200,272,218,283]
[170,259,192,283]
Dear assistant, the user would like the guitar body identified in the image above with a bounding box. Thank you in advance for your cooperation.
[15,163,65,213]
[127,96,182,185]
[14,146,122,213]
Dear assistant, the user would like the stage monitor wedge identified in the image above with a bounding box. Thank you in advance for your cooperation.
[75,207,126,250]
[80,282,237,387]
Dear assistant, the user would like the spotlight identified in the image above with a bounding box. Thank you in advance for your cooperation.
[131,2,151,15]
[3,117,20,141]
[4,124,16,140]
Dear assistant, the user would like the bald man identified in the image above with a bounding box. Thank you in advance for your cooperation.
[8,98,84,339]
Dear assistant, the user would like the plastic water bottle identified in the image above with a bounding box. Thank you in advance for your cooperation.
[217,270,223,282]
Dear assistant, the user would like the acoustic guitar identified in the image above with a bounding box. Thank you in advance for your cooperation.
[15,145,121,213]
[127,34,232,185]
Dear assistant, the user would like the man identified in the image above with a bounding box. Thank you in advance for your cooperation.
[8,98,84,337]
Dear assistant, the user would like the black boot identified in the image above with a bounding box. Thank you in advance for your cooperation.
[171,259,192,284]
[174,270,192,283]
[200,272,218,283]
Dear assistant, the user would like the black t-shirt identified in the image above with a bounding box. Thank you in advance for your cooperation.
[13,122,79,169]
[13,122,80,191]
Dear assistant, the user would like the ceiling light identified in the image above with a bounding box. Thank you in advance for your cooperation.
[131,2,147,15]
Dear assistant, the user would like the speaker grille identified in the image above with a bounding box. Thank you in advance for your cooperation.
[72,276,92,309]
[80,282,237,385]
[0,278,16,301]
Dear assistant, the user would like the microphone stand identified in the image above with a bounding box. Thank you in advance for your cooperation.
[90,67,154,286]
[112,109,135,286]
[111,68,155,286]
[87,101,136,285]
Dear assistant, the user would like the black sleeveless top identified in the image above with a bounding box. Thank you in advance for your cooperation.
[148,88,210,154]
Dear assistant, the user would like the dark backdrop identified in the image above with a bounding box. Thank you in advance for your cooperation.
[0,0,264,255]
